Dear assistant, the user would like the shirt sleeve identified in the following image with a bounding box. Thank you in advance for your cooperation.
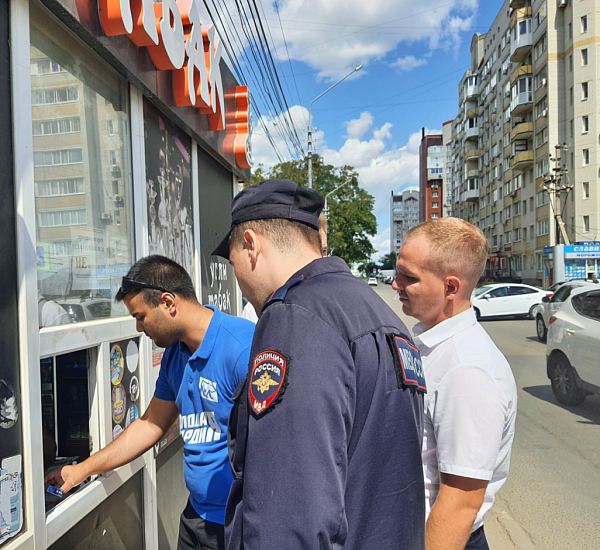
[242,303,354,549]
[154,349,176,402]
[232,344,251,390]
[433,365,508,481]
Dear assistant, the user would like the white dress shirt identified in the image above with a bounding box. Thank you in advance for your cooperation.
[413,307,517,532]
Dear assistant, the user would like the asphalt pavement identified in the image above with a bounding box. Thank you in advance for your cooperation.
[373,283,600,550]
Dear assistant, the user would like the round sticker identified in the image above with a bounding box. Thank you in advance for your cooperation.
[129,375,140,402]
[112,384,126,424]
[126,340,139,373]
[125,404,140,427]
[110,344,124,386]
[112,424,123,441]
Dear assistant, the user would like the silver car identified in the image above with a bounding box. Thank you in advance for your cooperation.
[546,286,600,405]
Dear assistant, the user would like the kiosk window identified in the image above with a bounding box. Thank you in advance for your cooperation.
[30,4,134,328]
[41,349,93,511]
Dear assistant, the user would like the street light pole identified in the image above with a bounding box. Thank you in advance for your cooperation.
[542,144,573,246]
[324,180,351,220]
[307,64,363,189]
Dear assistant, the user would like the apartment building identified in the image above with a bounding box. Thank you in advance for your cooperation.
[448,0,599,285]
[390,189,420,253]
[419,130,444,222]
[443,120,454,217]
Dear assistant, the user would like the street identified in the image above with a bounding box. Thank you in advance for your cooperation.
[373,284,600,550]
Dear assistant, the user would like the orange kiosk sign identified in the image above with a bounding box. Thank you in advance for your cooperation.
[99,0,252,169]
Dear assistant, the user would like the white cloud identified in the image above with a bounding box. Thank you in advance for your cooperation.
[392,55,427,71]
[201,0,479,80]
[344,112,374,139]
[370,227,391,260]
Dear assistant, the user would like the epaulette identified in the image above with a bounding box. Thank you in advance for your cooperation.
[261,278,303,312]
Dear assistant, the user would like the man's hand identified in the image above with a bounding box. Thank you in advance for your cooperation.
[426,473,488,550]
[44,463,88,494]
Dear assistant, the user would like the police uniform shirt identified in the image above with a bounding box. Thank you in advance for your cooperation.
[413,307,517,532]
[155,306,255,524]
[226,257,426,550]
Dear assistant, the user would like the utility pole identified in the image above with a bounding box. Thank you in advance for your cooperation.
[307,65,362,188]
[542,144,573,246]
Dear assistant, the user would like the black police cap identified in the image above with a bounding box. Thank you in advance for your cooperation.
[212,179,325,259]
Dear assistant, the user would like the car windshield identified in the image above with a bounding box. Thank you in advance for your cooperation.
[474,286,493,297]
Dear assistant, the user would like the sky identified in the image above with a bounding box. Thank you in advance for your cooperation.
[225,0,508,260]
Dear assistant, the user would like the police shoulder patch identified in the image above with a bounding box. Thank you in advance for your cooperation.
[249,350,289,416]
[386,333,427,393]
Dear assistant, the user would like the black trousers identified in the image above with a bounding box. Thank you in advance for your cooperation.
[465,526,490,550]
[177,500,225,550]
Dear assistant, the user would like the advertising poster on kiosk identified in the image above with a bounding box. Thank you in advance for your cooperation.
[110,340,140,442]
[143,99,194,276]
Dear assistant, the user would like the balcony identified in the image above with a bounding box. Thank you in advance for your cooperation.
[465,75,479,99]
[466,126,479,139]
[465,188,480,202]
[510,0,530,9]
[465,149,482,161]
[511,150,534,169]
[511,122,533,140]
[428,169,443,180]
[510,74,533,115]
[510,11,532,62]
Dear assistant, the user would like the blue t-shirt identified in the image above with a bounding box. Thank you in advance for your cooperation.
[154,306,255,524]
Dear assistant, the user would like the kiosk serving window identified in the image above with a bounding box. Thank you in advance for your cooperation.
[31,4,134,328]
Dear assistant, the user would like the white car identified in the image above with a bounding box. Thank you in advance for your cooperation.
[546,286,600,405]
[472,283,551,320]
[535,280,600,341]
[367,277,378,286]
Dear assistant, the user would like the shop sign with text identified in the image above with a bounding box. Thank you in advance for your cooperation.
[99,0,252,169]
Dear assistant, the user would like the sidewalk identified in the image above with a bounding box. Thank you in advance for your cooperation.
[485,494,536,549]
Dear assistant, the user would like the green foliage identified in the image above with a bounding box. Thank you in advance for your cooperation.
[255,155,377,265]
[378,252,397,270]
[358,261,378,276]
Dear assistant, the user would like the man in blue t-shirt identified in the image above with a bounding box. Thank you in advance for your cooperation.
[44,255,255,550]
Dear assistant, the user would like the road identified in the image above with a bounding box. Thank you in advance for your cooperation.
[373,283,600,550]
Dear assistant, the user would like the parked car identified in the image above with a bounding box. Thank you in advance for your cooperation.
[58,299,128,323]
[535,280,599,342]
[383,276,393,285]
[472,283,551,320]
[546,286,600,405]
[367,277,378,286]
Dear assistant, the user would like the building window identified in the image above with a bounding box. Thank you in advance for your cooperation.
[569,87,573,106]
[432,191,439,197]
[583,216,590,233]
[31,12,134,327]
[432,202,439,208]
[523,227,527,241]
[581,15,588,34]
[536,157,549,178]
[582,81,589,100]
[583,148,590,166]
[569,54,573,72]
[535,95,548,119]
[32,117,81,136]
[36,178,84,197]
[107,119,114,136]
[583,182,590,199]
[582,116,589,133]
[534,34,547,61]
[582,48,588,66]
[431,213,439,219]
[33,148,83,166]
[514,228,521,242]
[39,208,87,227]
[537,253,542,272]
[31,86,78,105]
[537,218,550,235]
[535,127,548,148]
[537,190,549,206]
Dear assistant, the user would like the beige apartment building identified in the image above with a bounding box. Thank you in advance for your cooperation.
[448,0,599,285]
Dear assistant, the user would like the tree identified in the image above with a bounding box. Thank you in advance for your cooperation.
[378,252,397,271]
[259,155,377,266]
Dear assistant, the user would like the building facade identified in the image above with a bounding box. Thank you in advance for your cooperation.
[1,1,252,549]
[390,189,420,253]
[448,0,600,285]
[419,131,444,222]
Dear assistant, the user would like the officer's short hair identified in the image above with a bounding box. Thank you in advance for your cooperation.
[404,218,488,290]
[229,218,322,255]
[116,255,198,307]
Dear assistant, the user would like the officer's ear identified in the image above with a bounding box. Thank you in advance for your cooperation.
[243,229,262,267]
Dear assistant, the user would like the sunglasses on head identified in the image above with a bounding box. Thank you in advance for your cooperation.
[117,277,172,297]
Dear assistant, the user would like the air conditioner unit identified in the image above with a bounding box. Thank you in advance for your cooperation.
[505,90,510,98]
[100,212,111,220]
[541,77,547,87]
[114,194,123,202]
[558,0,568,8]
[542,108,548,117]
[503,66,508,75]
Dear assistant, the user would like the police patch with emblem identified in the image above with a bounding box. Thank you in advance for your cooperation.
[386,334,427,393]
[249,350,289,416]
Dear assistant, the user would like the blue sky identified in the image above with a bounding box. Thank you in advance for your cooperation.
[242,0,506,259]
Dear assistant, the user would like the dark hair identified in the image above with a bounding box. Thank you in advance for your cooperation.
[116,255,197,307]
[229,218,322,254]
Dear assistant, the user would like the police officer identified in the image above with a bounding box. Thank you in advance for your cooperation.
[213,179,426,549]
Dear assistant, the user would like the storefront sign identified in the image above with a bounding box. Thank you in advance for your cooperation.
[565,245,600,259]
[99,0,252,169]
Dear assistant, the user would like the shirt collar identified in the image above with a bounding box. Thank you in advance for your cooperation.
[178,305,221,360]
[291,256,351,281]
[413,307,477,351]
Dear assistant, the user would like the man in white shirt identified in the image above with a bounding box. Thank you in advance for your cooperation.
[392,217,517,550]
